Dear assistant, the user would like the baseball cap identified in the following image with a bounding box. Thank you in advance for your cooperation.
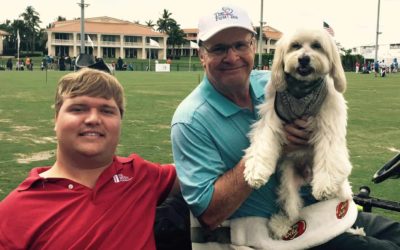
[197,5,256,42]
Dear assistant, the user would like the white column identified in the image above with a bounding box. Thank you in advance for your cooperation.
[120,34,124,58]
[163,37,167,60]
[97,34,101,57]
[47,31,53,56]
[73,33,77,56]
[141,36,146,59]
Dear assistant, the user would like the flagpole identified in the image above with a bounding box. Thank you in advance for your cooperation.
[17,49,19,72]
[374,0,381,63]
[148,48,151,71]
[258,0,264,69]
[17,29,20,71]
[78,0,89,54]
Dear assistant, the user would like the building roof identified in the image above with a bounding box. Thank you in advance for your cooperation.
[260,26,283,40]
[182,26,283,41]
[47,16,166,37]
[183,28,198,34]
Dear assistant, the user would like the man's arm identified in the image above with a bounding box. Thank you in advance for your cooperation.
[199,118,310,230]
[199,159,252,229]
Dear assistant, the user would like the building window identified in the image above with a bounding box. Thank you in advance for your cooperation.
[55,33,69,40]
[103,47,115,58]
[270,40,277,45]
[390,44,400,49]
[55,46,69,56]
[102,35,117,42]
[147,49,158,59]
[125,36,139,43]
[125,48,137,58]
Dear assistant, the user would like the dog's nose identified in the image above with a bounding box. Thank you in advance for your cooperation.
[298,56,310,66]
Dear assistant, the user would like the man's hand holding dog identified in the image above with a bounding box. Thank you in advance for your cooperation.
[283,117,311,153]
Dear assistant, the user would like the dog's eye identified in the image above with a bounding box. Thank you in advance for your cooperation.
[291,42,301,49]
[311,42,322,49]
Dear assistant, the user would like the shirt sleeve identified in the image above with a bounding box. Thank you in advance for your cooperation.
[132,155,176,205]
[171,122,226,217]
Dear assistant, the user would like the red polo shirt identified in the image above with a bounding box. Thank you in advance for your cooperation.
[0,154,176,250]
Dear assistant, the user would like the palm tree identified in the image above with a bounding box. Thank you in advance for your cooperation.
[156,9,173,33]
[156,9,186,57]
[167,24,186,57]
[19,6,41,54]
[145,20,155,30]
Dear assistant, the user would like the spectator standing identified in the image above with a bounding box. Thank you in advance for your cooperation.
[380,60,387,77]
[355,61,360,73]
[59,56,66,71]
[6,58,12,70]
[117,57,124,71]
[25,56,31,71]
[374,61,380,77]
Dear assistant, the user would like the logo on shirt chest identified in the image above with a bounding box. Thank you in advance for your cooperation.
[112,173,133,183]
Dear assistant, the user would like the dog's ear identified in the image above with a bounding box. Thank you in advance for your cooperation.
[270,38,287,91]
[328,35,347,93]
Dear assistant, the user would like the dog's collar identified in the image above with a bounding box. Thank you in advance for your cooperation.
[285,73,324,99]
[275,76,328,123]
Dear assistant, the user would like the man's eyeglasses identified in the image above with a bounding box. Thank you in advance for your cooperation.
[201,38,255,57]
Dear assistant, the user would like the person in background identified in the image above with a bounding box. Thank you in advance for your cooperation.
[6,58,12,71]
[355,61,360,73]
[374,60,380,77]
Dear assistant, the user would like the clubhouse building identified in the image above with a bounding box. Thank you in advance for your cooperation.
[46,17,168,59]
[46,16,283,60]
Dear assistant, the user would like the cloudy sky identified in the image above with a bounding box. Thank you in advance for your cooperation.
[1,0,399,48]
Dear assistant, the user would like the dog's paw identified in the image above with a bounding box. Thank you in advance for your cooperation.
[311,175,339,200]
[243,158,272,189]
[267,214,293,240]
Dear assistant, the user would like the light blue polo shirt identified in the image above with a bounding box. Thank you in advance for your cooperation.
[171,70,282,219]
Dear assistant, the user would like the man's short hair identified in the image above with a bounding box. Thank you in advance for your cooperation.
[55,68,125,117]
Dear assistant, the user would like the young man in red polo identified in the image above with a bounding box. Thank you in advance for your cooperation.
[0,68,178,249]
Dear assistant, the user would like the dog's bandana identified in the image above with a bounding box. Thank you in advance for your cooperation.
[275,75,327,122]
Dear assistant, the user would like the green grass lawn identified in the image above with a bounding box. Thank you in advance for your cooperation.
[0,70,399,220]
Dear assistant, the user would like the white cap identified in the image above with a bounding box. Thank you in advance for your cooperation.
[197,5,256,42]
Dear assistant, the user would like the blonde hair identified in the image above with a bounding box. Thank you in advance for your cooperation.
[55,68,125,117]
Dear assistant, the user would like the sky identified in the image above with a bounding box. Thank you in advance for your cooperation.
[1,0,399,49]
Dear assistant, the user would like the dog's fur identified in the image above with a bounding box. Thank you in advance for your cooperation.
[243,29,353,239]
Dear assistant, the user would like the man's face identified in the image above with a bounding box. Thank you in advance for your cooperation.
[200,28,256,91]
[54,95,121,163]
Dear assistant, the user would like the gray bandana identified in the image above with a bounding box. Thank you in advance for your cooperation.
[274,76,327,123]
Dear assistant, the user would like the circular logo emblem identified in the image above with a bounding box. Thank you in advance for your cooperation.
[221,7,234,14]
[282,220,307,240]
[336,200,349,219]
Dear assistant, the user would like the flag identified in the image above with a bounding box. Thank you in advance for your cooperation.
[149,38,160,48]
[323,22,335,36]
[17,29,20,51]
[190,41,199,49]
[87,35,94,49]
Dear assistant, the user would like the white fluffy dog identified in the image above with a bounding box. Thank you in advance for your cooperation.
[243,29,353,239]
